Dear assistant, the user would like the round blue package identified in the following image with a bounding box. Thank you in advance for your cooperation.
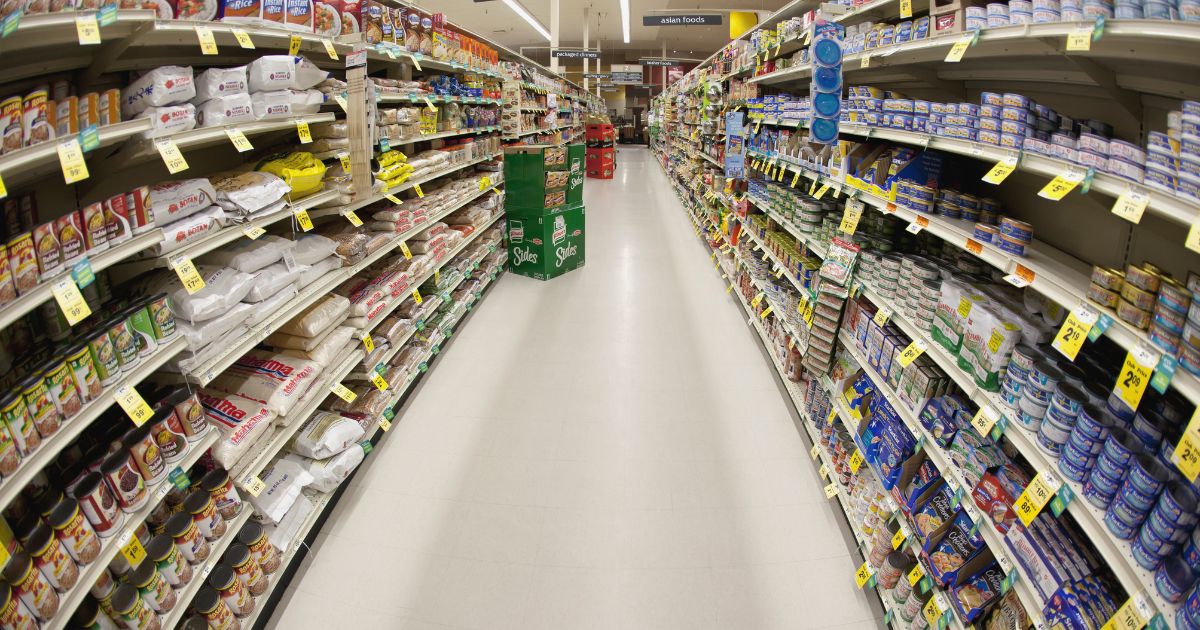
[1083,479,1116,509]
[812,38,842,66]
[811,118,839,144]
[813,66,842,92]
[1157,556,1195,603]
[813,92,841,117]
[1058,454,1091,482]
[1131,534,1165,567]
[1178,605,1200,630]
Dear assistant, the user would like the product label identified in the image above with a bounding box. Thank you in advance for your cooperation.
[170,255,206,294]
[195,25,218,54]
[226,128,253,152]
[114,384,154,426]
[51,277,91,325]
[154,139,189,174]
[233,28,255,48]
[296,120,312,144]
[294,208,313,232]
[58,138,89,184]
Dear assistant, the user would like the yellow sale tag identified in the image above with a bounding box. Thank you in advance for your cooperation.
[944,33,975,62]
[75,13,100,45]
[296,120,312,144]
[322,38,338,59]
[873,307,891,326]
[791,172,800,187]
[839,200,863,234]
[243,476,266,497]
[243,225,266,240]
[225,128,253,152]
[1052,309,1098,361]
[923,595,943,626]
[412,288,423,304]
[971,405,1001,437]
[360,333,374,353]
[1174,432,1200,482]
[1039,171,1084,200]
[289,34,301,56]
[232,28,254,48]
[154,139,189,174]
[854,562,873,589]
[1015,470,1062,526]
[414,184,424,198]
[379,417,392,432]
[119,532,147,568]
[982,156,1019,184]
[195,25,218,54]
[957,297,973,319]
[0,173,6,200]
[370,372,389,391]
[1115,345,1157,411]
[51,277,91,325]
[400,242,412,259]
[424,97,438,112]
[908,563,924,587]
[344,210,363,227]
[1066,27,1093,51]
[331,383,357,403]
[891,528,907,550]
[479,176,492,191]
[170,255,206,294]
[987,329,1005,354]
[1188,221,1200,254]
[1100,595,1153,630]
[898,339,927,367]
[750,292,764,308]
[113,384,154,426]
[823,482,838,499]
[339,152,352,172]
[810,444,820,460]
[384,193,403,205]
[808,179,817,196]
[294,209,313,232]
[819,463,829,479]
[57,138,89,184]
[1111,187,1150,224]
[900,0,913,17]
[813,183,830,199]
[849,449,864,473]
[860,55,871,69]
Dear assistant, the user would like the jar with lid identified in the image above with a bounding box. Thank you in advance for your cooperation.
[237,521,280,575]
[109,583,162,630]
[162,387,207,442]
[0,582,38,630]
[49,497,101,565]
[73,470,124,538]
[91,567,119,619]
[184,489,226,540]
[102,449,147,512]
[226,543,267,596]
[128,559,177,614]
[2,550,59,621]
[146,533,192,588]
[0,390,40,457]
[208,564,255,617]
[148,406,187,465]
[202,468,242,520]
[122,424,166,485]
[72,597,121,630]
[193,586,241,630]
[164,512,210,565]
[26,522,78,592]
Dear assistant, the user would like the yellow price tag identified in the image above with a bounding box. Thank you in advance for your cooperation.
[289,34,301,56]
[1115,345,1157,411]
[848,449,864,473]
[170,255,206,295]
[118,531,147,568]
[908,563,924,587]
[808,179,817,196]
[1111,187,1150,224]
[760,306,773,319]
[873,307,891,326]
[1038,170,1085,200]
[1014,470,1063,526]
[331,383,357,403]
[195,25,218,55]
[1066,26,1093,51]
[339,152,352,172]
[900,0,913,17]
[981,155,1019,184]
[813,183,830,199]
[971,405,1001,437]
[922,594,943,626]
[343,210,363,227]
[294,208,313,232]
[0,173,6,200]
[966,238,983,255]
[414,184,424,198]
[823,482,838,499]
[379,417,392,432]
[370,372,389,391]
[154,138,189,174]
[891,528,907,550]
[384,193,403,205]
[412,288,423,304]
[1173,432,1200,482]
[75,13,100,45]
[1052,308,1098,361]
[225,128,253,152]
[897,339,927,367]
[818,463,829,479]
[944,33,975,62]
[361,333,374,353]
[791,171,800,187]
[750,292,764,308]
[296,120,312,144]
[51,277,91,325]
[860,55,871,69]
[1100,594,1154,630]
[322,38,338,59]
[810,444,820,460]
[57,138,89,184]
[803,302,814,327]
[479,176,492,191]
[423,97,438,112]
[242,225,266,240]
[400,242,412,260]
[113,384,154,426]
[243,476,266,497]
[1188,220,1200,255]
[840,200,863,234]
[232,28,254,48]
[957,297,973,319]
[854,562,873,589]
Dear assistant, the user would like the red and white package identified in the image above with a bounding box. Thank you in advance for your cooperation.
[198,390,276,468]
[210,350,323,417]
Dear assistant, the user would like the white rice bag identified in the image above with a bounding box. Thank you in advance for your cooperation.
[148,178,218,226]
[247,56,329,92]
[136,103,197,138]
[297,256,341,286]
[195,93,255,127]
[251,90,324,120]
[176,302,253,350]
[210,350,323,416]
[245,284,298,325]
[278,295,350,337]
[287,411,365,459]
[192,66,249,103]
[203,235,292,273]
[199,390,276,468]
[263,488,314,545]
[166,265,255,322]
[154,206,226,255]
[249,458,313,524]
[292,234,339,265]
[121,66,196,118]
[283,447,363,492]
[211,171,291,216]
[244,262,304,302]
[281,325,354,365]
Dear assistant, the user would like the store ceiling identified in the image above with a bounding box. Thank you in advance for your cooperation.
[413,0,789,67]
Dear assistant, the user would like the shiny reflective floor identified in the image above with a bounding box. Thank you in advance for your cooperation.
[269,147,882,630]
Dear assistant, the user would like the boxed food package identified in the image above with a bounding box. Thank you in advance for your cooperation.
[506,203,584,281]
[502,143,584,213]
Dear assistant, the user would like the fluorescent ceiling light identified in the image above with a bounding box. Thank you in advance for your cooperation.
[502,0,551,41]
[619,0,630,43]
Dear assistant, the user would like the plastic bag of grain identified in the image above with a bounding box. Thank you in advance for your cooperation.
[209,350,323,416]
[959,301,1022,392]
[248,458,313,524]
[199,390,276,468]
[283,447,363,492]
[287,411,365,459]
[203,235,292,273]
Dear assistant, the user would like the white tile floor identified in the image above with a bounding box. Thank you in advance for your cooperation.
[267,147,883,630]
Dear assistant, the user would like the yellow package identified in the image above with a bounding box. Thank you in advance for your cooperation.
[257,152,327,200]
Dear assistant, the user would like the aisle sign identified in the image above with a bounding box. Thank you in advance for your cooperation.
[331,383,357,403]
[1052,307,1098,360]
[982,155,1019,184]
[75,13,100,44]
[1014,470,1063,526]
[1114,344,1158,410]
[113,384,154,426]
[289,34,302,55]
[900,0,913,18]
[225,128,253,152]
[1111,186,1150,224]
[898,339,927,367]
[322,38,338,59]
[1038,169,1085,200]
[296,120,312,143]
[117,530,147,568]
[944,32,977,62]
[970,405,1001,437]
[169,255,206,294]
[57,138,89,184]
[154,139,189,174]
[232,28,254,48]
[294,208,313,232]
[854,562,874,589]
[840,200,864,234]
[195,25,218,54]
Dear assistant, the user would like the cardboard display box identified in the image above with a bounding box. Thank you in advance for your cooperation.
[503,143,585,213]
[506,203,585,280]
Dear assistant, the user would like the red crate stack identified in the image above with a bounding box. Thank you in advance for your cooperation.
[585,124,616,179]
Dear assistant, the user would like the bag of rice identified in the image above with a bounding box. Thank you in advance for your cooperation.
[278,295,350,338]
[297,256,341,285]
[195,93,255,127]
[245,285,298,326]
[210,350,323,416]
[122,66,196,118]
[211,172,291,216]
[191,66,249,103]
[247,56,329,92]
[283,446,363,492]
[249,458,314,524]
[281,325,355,365]
[154,206,226,255]
[161,266,255,322]
[244,262,304,302]
[176,302,253,350]
[292,234,339,265]
[148,178,218,226]
[288,411,365,459]
[199,390,276,468]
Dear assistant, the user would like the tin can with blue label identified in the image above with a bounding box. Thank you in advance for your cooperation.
[1128,453,1171,497]
[1058,454,1092,482]
[1083,478,1116,509]
[1108,508,1142,541]
[1157,556,1195,603]
[1139,517,1178,555]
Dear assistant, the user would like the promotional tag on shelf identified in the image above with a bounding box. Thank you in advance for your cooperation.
[154,138,189,174]
[243,476,266,497]
[1173,432,1200,481]
[195,25,217,54]
[346,48,367,68]
[760,306,773,319]
[854,562,873,589]
[113,384,154,426]
[1102,592,1155,630]
[1038,169,1085,200]
[1187,220,1200,255]
[288,34,301,56]
[384,193,403,205]
[232,27,254,48]
[57,137,89,184]
[1111,186,1150,224]
[296,120,312,143]
[971,405,1001,438]
[905,216,929,234]
[1,11,18,37]
[810,444,820,460]
[900,0,913,17]
[291,208,313,232]
[1066,25,1093,51]
[360,332,374,353]
[892,527,907,550]
[380,137,391,152]
[225,128,253,152]
[414,184,424,198]
[51,277,91,325]
[169,254,206,294]
[982,154,1020,184]
[168,467,190,490]
[791,171,800,187]
[378,417,392,432]
[813,183,830,199]
[322,38,338,59]
[944,32,977,62]
[412,288,423,304]
[1004,263,1036,288]
[908,563,924,587]
[479,176,492,191]
[71,257,94,289]
[1052,306,1098,361]
[823,482,838,499]
[1049,482,1075,516]
[1015,469,1063,526]
[370,372,389,391]
[0,173,6,200]
[860,54,871,69]
[400,241,412,259]
[898,339,927,367]
[78,124,99,152]
[849,449,864,473]
[75,13,100,44]
[873,307,891,326]
[337,152,352,172]
[343,210,362,227]
[331,383,357,403]
[423,97,438,112]
[1115,343,1158,411]
[750,292,764,308]
[818,463,829,479]
[117,530,146,569]
[840,200,864,234]
[957,297,973,319]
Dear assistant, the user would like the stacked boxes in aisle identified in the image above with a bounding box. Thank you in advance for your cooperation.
[585,123,616,179]
[503,144,586,280]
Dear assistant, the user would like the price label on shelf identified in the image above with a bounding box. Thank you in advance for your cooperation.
[1173,432,1200,482]
[343,210,363,227]
[873,307,891,326]
[113,384,154,426]
[479,176,492,191]
[818,463,829,479]
[854,562,873,589]
[810,444,820,460]
[400,241,412,259]
[849,449,864,473]
[322,38,338,59]
[791,171,801,187]
[905,216,929,234]
[897,339,927,367]
[414,184,425,198]
[57,137,89,184]
[1052,306,1098,361]
[1111,186,1151,224]
[1015,469,1063,526]
[823,482,838,499]
[0,173,6,200]
[370,372,389,391]
[360,332,374,353]
[423,97,438,112]
[338,152,352,171]
[412,288,423,304]
[232,28,254,48]
[330,383,357,403]
[892,527,908,550]
[51,277,91,325]
[1004,263,1036,288]
[296,120,312,144]
[860,54,871,69]
[1066,25,1094,51]
[957,297,973,319]
[813,183,831,199]
[170,255,206,294]
[982,155,1019,184]
[384,193,403,205]
[243,476,266,497]
[1038,169,1085,200]
[225,128,253,152]
[1102,592,1155,630]
[750,292,764,308]
[923,593,948,628]
[944,32,976,62]
[908,563,924,587]
[289,34,301,55]
[195,25,217,54]
[378,417,392,432]
[1187,220,1200,255]
[293,208,313,232]
[1115,344,1158,411]
[760,306,773,319]
[840,200,864,234]
[154,138,189,174]
[971,405,1001,437]
[965,238,983,255]
[75,13,100,44]
[118,530,147,568]
[900,0,913,17]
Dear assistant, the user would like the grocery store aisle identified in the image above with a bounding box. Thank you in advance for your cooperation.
[269,147,881,630]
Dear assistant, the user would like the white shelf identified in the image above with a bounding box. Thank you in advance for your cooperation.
[381,125,501,146]
[377,94,502,106]
[309,151,501,219]
[0,119,152,187]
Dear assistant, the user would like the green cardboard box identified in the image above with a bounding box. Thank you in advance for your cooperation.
[503,143,585,213]
[506,203,585,280]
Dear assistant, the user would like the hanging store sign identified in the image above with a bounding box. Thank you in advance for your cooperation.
[553,49,601,59]
[584,73,610,79]
[639,58,679,66]
[643,14,722,26]
[610,64,644,84]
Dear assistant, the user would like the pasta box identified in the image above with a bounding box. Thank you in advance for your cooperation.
[506,203,585,281]
[503,143,585,213]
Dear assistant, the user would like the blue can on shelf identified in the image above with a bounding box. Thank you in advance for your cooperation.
[1158,556,1196,603]
[1128,452,1172,497]
[1051,382,1087,416]
[1139,517,1179,555]
[1156,481,1200,526]
[1179,606,1200,630]
[1075,404,1114,441]
[1084,478,1117,509]
[1059,453,1092,482]
[1109,508,1143,541]
[1182,527,1200,574]
[1089,466,1124,496]
[1111,490,1153,526]
[1120,478,1162,514]
[1132,535,1166,569]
